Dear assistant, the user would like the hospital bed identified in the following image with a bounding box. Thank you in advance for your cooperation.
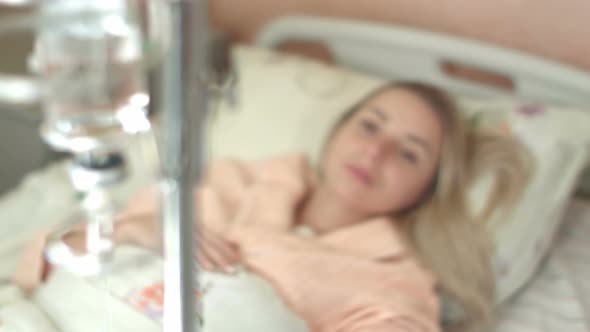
[250,16,590,332]
[1,14,590,332]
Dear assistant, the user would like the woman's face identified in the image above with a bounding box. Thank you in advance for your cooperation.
[321,87,444,216]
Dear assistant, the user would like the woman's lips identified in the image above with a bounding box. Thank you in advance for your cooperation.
[345,165,373,186]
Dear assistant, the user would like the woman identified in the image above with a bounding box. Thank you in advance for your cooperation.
[16,82,530,332]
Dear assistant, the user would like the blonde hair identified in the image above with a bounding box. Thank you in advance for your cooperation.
[330,82,532,332]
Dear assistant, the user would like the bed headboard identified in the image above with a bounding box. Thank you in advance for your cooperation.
[255,16,590,108]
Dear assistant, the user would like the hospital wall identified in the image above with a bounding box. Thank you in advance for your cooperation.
[210,0,590,73]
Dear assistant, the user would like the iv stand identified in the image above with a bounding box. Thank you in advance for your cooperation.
[0,0,213,330]
[156,0,209,331]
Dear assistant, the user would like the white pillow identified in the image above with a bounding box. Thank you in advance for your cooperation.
[207,46,590,304]
[460,100,590,302]
[206,47,383,163]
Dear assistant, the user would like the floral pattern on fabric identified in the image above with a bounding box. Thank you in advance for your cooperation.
[126,282,164,321]
[126,281,204,323]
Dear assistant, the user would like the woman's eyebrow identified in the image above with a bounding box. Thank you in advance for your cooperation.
[369,106,388,121]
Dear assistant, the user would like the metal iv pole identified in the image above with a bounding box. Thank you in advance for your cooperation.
[156,0,209,331]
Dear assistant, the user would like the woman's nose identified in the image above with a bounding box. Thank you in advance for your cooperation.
[364,138,393,163]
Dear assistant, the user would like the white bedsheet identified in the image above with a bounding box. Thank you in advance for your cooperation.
[494,197,590,332]
[31,246,308,332]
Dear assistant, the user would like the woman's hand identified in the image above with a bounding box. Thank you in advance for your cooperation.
[63,214,241,273]
[12,213,159,295]
[112,184,242,273]
[114,213,161,251]
[195,228,240,273]
[53,212,162,254]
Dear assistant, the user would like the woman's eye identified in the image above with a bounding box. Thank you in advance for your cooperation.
[401,150,419,164]
[361,119,379,134]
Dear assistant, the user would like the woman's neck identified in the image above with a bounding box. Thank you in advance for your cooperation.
[299,185,368,235]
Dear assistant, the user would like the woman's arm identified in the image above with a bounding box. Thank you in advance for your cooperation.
[13,154,310,292]
[198,158,253,226]
[192,153,312,271]
[112,157,252,239]
[230,153,313,231]
[12,158,253,292]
